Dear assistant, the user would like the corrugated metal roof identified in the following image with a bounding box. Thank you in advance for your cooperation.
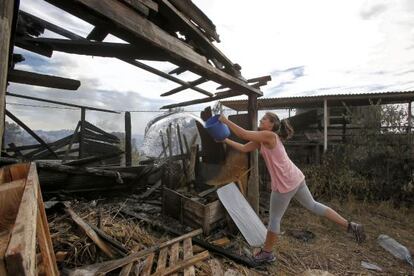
[220,91,414,111]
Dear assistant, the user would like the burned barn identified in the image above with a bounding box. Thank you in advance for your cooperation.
[0,0,275,274]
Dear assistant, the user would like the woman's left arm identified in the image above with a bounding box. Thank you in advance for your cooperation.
[220,115,273,144]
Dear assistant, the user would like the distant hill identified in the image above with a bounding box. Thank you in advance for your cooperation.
[4,122,145,149]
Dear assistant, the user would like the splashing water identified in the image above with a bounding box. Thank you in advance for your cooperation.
[141,111,203,158]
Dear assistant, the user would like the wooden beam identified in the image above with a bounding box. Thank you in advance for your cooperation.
[0,0,15,152]
[158,0,239,76]
[19,10,83,40]
[7,69,81,90]
[86,26,109,41]
[6,109,58,158]
[14,36,53,57]
[160,77,207,97]
[6,92,120,113]
[125,111,132,166]
[25,37,168,61]
[169,67,186,75]
[43,0,262,97]
[151,251,209,276]
[136,0,158,12]
[217,75,271,90]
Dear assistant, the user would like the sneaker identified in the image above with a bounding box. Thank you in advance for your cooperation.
[347,222,366,243]
[253,249,276,264]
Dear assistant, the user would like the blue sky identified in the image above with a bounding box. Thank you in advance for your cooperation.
[7,0,414,134]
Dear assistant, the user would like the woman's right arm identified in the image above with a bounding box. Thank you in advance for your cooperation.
[224,139,259,153]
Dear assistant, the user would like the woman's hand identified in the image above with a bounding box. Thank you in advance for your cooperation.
[218,114,227,123]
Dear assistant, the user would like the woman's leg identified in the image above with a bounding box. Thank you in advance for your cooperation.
[264,187,298,251]
[294,181,365,242]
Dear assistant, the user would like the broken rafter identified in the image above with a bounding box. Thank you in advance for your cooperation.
[5,109,58,158]
[6,92,119,114]
[216,75,272,90]
[161,82,264,109]
[43,0,262,97]
[7,69,81,90]
[25,37,169,62]
[160,77,207,97]
[19,10,83,40]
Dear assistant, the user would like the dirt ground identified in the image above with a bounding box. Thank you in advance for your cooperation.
[48,194,414,276]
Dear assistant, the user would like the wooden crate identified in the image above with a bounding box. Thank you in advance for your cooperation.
[162,187,225,235]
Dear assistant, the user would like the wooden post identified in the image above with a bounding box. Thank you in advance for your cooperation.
[323,99,328,152]
[247,95,259,213]
[0,0,15,152]
[408,101,412,134]
[79,107,86,158]
[125,111,132,166]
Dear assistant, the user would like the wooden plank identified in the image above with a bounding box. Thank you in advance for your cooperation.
[141,252,155,276]
[0,231,10,276]
[0,0,15,152]
[65,207,116,258]
[8,69,81,90]
[5,164,38,275]
[119,262,133,276]
[69,229,203,275]
[36,174,59,276]
[183,238,195,276]
[169,242,180,276]
[151,250,209,276]
[25,37,168,61]
[208,258,224,276]
[44,0,262,97]
[0,179,26,232]
[156,247,168,272]
[6,92,120,114]
[83,120,120,141]
[63,122,80,161]
[6,109,58,158]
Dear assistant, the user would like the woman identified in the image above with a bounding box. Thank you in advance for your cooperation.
[218,112,365,264]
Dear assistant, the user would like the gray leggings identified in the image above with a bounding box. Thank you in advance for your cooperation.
[268,180,328,233]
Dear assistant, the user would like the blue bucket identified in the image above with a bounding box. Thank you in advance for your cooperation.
[204,115,230,141]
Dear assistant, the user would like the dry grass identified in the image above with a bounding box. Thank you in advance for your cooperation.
[47,196,413,275]
[262,198,414,275]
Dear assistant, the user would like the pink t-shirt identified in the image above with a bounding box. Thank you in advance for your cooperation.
[260,135,304,193]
